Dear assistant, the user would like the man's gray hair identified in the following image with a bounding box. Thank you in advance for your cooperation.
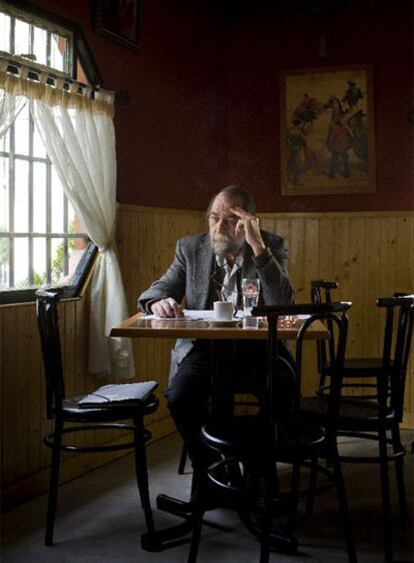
[206,185,257,216]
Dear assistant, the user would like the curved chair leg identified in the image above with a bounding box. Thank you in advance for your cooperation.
[391,424,407,525]
[178,443,188,475]
[45,419,63,546]
[133,417,156,538]
[331,452,357,563]
[378,426,393,562]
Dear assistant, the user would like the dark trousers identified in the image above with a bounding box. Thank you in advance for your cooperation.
[164,340,296,469]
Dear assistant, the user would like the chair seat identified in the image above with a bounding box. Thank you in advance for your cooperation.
[201,415,325,460]
[57,394,159,422]
[301,396,394,430]
[343,357,382,375]
[344,357,395,376]
[323,357,394,378]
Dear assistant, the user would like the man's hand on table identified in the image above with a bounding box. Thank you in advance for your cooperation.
[150,298,183,318]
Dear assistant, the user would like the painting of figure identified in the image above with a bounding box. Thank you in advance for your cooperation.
[280,66,375,195]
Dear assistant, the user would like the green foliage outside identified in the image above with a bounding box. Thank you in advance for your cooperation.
[51,237,75,283]
[1,219,78,290]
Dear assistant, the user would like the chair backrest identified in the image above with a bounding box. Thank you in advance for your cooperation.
[310,280,339,383]
[35,289,65,419]
[376,295,414,421]
[252,301,351,446]
[310,279,339,305]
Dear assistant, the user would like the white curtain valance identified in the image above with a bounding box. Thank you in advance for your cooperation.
[0,56,113,116]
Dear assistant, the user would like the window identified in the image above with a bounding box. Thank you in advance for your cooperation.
[0,4,73,76]
[0,2,100,304]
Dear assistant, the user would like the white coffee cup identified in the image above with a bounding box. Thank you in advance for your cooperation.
[213,301,233,321]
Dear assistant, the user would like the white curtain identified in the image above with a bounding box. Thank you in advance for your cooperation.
[0,64,134,378]
[0,62,27,138]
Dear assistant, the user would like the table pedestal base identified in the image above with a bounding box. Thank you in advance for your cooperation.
[141,492,232,551]
[141,492,298,554]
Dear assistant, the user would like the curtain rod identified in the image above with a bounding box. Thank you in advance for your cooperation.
[0,54,109,99]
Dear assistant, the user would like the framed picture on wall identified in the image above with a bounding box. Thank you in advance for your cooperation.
[280,65,375,196]
[94,0,140,48]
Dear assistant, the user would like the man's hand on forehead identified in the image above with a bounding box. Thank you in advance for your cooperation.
[230,206,265,257]
[230,206,259,233]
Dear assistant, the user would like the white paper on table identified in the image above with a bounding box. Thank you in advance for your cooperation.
[140,310,310,321]
[140,309,244,321]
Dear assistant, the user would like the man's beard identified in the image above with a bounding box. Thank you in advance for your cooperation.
[210,233,244,259]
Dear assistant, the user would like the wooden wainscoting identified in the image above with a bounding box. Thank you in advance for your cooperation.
[1,296,89,509]
[1,206,413,509]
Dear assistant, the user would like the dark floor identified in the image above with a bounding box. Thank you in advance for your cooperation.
[1,431,413,563]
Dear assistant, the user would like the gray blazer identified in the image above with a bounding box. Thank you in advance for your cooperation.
[138,230,294,379]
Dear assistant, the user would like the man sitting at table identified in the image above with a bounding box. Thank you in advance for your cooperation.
[138,185,295,484]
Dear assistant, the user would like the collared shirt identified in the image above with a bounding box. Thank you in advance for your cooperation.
[215,252,244,304]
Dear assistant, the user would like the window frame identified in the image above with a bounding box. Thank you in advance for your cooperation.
[0,1,102,304]
[0,243,98,305]
[1,0,103,87]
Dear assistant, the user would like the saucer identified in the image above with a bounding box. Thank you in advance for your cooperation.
[208,319,241,328]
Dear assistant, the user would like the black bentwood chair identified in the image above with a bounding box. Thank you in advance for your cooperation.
[310,280,410,400]
[302,294,414,563]
[35,289,159,547]
[188,302,357,563]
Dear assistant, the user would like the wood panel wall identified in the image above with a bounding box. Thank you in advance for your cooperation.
[1,206,413,509]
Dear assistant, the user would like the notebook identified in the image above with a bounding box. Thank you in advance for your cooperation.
[78,381,158,406]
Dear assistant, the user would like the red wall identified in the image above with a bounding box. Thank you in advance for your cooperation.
[29,0,229,211]
[27,0,413,212]
[226,0,413,212]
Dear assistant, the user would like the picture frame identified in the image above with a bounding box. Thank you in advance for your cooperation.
[94,0,140,49]
[280,65,375,196]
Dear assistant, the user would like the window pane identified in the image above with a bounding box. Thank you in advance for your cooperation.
[68,199,77,233]
[51,237,65,284]
[0,237,9,288]
[33,121,47,158]
[14,237,29,287]
[14,159,29,232]
[14,103,30,156]
[0,127,10,153]
[68,237,88,281]
[33,237,46,286]
[51,169,64,232]
[0,13,11,52]
[32,25,47,66]
[0,156,9,231]
[14,19,30,57]
[50,34,66,72]
[77,60,87,83]
[33,162,46,233]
